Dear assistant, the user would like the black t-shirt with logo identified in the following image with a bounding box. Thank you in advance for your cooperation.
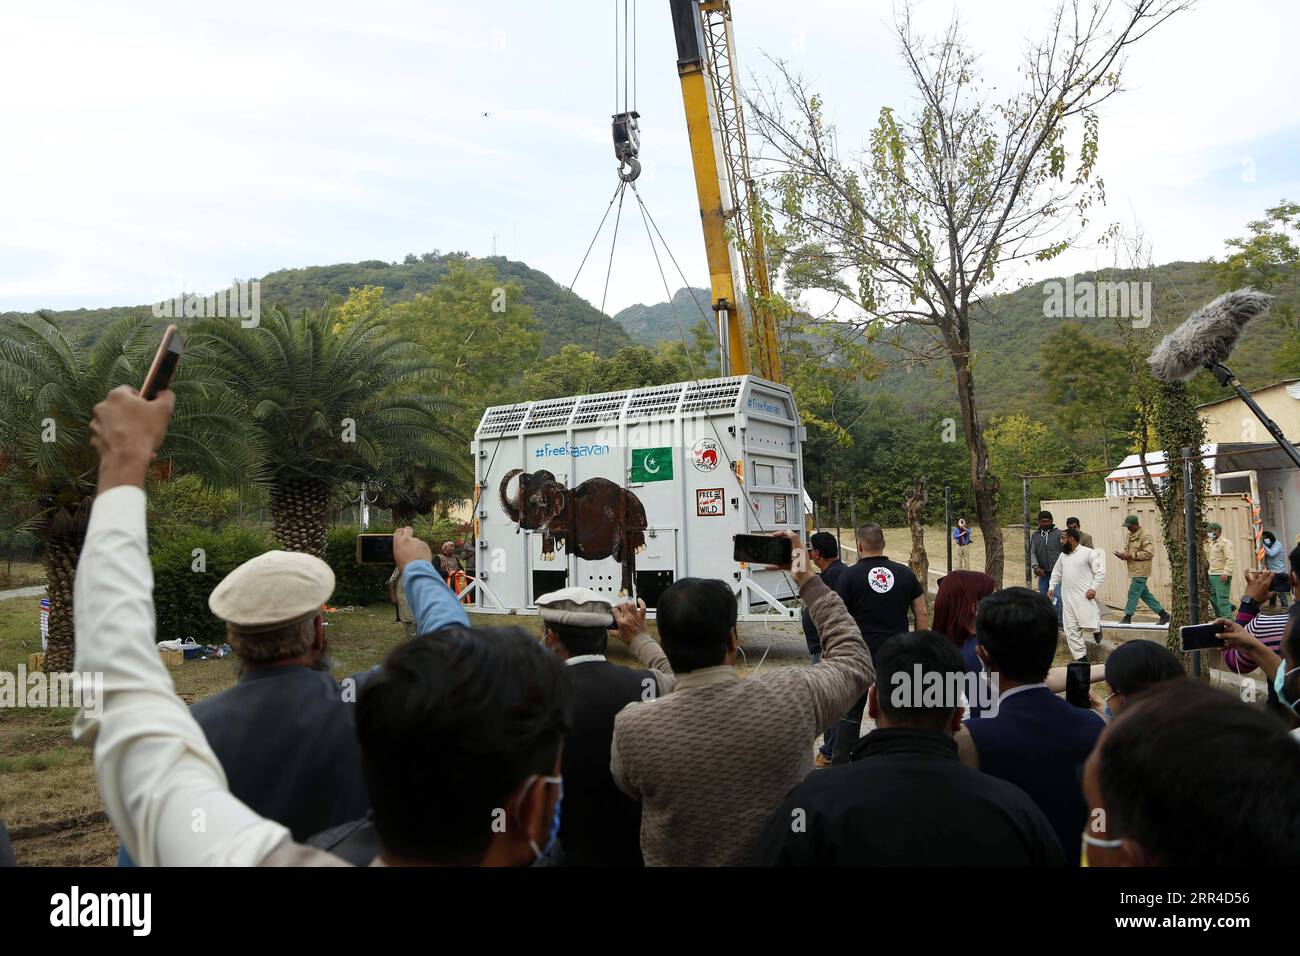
[834,556,924,656]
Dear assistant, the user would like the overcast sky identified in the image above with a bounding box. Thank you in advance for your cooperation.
[1,0,1296,320]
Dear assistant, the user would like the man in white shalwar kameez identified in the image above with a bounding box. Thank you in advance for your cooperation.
[1048,527,1105,662]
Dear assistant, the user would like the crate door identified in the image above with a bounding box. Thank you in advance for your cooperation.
[526,530,569,607]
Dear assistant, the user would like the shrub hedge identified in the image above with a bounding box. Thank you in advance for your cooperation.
[151,523,406,643]
[151,524,276,644]
[323,525,397,606]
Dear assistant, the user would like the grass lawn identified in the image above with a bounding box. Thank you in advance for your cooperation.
[0,596,663,866]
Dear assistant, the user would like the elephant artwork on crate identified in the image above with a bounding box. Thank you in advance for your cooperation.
[499,468,648,595]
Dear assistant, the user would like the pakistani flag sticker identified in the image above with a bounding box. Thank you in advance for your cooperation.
[631,447,673,482]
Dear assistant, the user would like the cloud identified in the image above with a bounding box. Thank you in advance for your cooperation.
[0,0,1296,318]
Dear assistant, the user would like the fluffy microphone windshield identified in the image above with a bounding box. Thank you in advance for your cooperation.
[1147,287,1272,383]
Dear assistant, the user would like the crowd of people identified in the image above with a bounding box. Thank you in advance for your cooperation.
[43,386,1300,867]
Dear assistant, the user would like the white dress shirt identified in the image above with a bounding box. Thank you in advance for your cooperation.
[72,486,292,866]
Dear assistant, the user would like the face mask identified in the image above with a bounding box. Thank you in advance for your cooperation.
[1274,665,1300,716]
[1083,832,1124,850]
[514,774,564,862]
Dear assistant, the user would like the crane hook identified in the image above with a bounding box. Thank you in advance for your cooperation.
[618,157,642,182]
[612,110,642,182]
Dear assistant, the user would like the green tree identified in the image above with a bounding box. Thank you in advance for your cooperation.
[522,344,602,400]
[148,472,245,534]
[1208,201,1300,292]
[384,261,539,435]
[799,389,971,530]
[1207,202,1300,378]
[1041,323,1135,466]
[0,314,257,671]
[329,284,387,333]
[521,342,700,401]
[986,414,1070,511]
[778,300,882,447]
[189,306,463,556]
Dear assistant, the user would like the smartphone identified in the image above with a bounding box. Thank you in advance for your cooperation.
[1065,661,1091,708]
[733,533,793,567]
[1271,573,1291,593]
[141,325,182,399]
[356,533,395,564]
[1179,622,1226,652]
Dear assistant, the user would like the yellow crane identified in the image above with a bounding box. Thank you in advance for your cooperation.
[668,0,781,383]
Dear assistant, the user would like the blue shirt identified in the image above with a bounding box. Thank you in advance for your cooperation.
[1264,539,1287,573]
[402,560,471,635]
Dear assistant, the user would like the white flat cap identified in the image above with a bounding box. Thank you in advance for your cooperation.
[536,587,618,628]
[208,550,335,632]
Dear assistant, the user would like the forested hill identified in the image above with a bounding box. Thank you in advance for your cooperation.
[832,261,1298,418]
[606,262,1295,416]
[0,252,632,357]
[6,254,1292,416]
[613,286,712,346]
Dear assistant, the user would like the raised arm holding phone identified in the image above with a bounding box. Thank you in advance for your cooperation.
[75,384,308,865]
[73,368,469,866]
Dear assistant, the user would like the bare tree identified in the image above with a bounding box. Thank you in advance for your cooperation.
[749,0,1190,579]
[905,476,929,585]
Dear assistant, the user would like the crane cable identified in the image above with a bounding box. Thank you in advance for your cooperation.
[469,178,632,529]
[612,1,641,182]
[614,0,637,115]
[629,180,800,625]
[582,178,628,396]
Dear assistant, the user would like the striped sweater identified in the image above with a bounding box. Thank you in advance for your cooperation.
[1224,606,1286,674]
[610,575,874,867]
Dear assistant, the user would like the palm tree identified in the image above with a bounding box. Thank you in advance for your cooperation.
[0,314,259,671]
[189,306,466,556]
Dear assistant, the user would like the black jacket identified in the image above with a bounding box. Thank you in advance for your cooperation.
[1032,527,1063,575]
[560,657,658,867]
[750,727,1065,866]
[964,685,1105,863]
[0,820,14,867]
[190,665,370,843]
[801,559,847,657]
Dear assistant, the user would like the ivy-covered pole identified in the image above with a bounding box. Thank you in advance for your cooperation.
[1181,448,1203,677]
[1150,380,1214,673]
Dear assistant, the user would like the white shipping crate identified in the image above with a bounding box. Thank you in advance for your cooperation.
[468,375,806,620]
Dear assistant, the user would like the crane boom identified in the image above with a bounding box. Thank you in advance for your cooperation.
[669,0,781,383]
